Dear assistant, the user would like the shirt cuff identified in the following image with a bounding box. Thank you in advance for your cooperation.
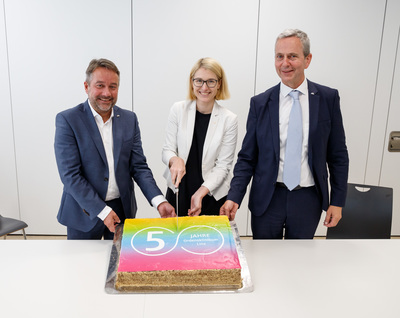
[97,205,112,221]
[151,195,167,209]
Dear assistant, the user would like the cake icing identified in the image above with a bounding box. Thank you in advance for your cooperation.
[115,215,242,291]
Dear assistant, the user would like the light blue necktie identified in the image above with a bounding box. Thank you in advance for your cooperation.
[283,90,302,191]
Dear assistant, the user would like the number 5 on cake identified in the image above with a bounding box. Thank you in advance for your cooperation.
[131,227,178,256]
[145,231,165,252]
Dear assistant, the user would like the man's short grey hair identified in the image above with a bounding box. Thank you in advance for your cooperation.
[276,29,311,57]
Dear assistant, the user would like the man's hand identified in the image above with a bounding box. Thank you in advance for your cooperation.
[219,200,239,221]
[103,210,121,233]
[324,205,342,227]
[158,201,176,218]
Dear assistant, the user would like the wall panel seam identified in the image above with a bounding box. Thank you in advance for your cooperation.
[253,0,261,97]
[379,25,400,185]
[2,0,21,220]
[364,0,388,185]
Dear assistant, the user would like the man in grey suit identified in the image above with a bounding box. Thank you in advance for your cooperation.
[220,29,349,239]
[55,58,175,239]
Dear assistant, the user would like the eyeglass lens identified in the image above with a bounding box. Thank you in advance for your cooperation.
[193,78,218,88]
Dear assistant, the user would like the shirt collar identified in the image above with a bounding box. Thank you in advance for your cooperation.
[88,100,114,124]
[280,79,308,97]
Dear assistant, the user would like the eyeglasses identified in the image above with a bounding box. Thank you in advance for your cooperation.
[192,78,219,88]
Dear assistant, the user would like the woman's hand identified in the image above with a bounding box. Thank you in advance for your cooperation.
[188,186,209,216]
[169,156,186,187]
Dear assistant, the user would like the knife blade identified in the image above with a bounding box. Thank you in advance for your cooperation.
[175,186,179,230]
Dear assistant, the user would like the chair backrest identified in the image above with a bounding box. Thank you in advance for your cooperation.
[0,214,28,237]
[326,183,393,239]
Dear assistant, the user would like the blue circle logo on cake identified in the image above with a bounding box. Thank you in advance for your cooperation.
[177,225,224,255]
[116,216,243,290]
[131,227,178,256]
[129,225,224,256]
[118,216,241,276]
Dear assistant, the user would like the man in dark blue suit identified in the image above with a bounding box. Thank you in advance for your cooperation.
[220,29,349,239]
[55,59,175,239]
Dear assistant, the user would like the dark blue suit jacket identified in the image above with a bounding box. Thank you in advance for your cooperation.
[54,101,162,232]
[227,80,349,216]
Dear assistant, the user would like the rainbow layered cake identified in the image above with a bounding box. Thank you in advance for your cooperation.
[115,215,242,291]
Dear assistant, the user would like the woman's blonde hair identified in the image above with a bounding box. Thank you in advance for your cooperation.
[187,57,230,100]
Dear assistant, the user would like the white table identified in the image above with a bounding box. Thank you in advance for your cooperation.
[1,239,399,318]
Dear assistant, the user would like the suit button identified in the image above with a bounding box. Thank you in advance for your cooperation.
[104,177,109,181]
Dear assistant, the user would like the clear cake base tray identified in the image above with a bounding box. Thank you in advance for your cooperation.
[105,220,253,294]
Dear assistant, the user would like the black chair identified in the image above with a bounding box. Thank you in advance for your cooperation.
[0,214,28,239]
[326,183,393,239]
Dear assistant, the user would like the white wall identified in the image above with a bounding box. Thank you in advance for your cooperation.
[1,0,132,234]
[132,0,259,235]
[378,0,400,233]
[0,1,19,221]
[1,0,399,236]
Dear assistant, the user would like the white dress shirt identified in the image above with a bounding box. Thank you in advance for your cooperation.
[277,79,315,187]
[89,104,120,220]
[89,103,166,221]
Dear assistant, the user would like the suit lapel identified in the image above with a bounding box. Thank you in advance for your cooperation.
[82,101,107,164]
[112,106,123,169]
[186,101,196,154]
[269,85,281,163]
[202,101,220,159]
[307,80,320,166]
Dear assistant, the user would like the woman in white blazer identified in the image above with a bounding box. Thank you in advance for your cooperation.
[162,58,238,216]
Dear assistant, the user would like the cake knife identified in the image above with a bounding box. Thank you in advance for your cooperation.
[175,186,179,230]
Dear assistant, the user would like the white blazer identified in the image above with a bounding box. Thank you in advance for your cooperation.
[162,100,238,201]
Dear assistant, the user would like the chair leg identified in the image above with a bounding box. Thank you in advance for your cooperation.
[22,229,26,240]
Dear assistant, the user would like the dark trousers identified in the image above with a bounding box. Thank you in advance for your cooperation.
[251,186,322,239]
[67,198,125,240]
